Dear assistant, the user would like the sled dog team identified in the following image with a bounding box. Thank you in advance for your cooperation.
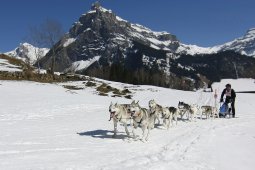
[109,100,218,141]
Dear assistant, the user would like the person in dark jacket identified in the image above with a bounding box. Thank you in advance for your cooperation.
[220,83,236,117]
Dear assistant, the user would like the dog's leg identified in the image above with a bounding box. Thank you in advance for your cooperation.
[175,112,178,125]
[193,111,197,122]
[151,115,155,129]
[157,113,160,125]
[124,122,130,137]
[152,114,156,125]
[168,114,172,129]
[132,123,138,139]
[187,111,190,121]
[188,111,191,121]
[113,120,117,138]
[165,118,169,129]
[140,125,146,141]
[197,108,200,120]
[180,111,183,120]
[192,111,195,121]
[189,111,192,121]
[163,118,166,128]
[167,118,170,130]
[145,127,150,141]
[186,110,189,121]
[195,108,198,121]
[193,111,195,121]
[185,110,189,120]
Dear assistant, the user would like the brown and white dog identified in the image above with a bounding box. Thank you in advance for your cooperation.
[201,105,214,119]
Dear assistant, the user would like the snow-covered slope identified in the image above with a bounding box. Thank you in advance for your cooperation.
[0,58,22,72]
[176,43,218,55]
[5,43,49,64]
[64,56,101,72]
[0,78,255,170]
[177,28,255,57]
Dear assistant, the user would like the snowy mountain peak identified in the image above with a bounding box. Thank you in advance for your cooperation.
[244,28,255,38]
[5,43,49,64]
[217,28,255,57]
[178,28,255,57]
[91,1,101,9]
[91,1,113,13]
[82,1,112,16]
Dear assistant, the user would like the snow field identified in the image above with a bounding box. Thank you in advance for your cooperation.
[0,79,255,170]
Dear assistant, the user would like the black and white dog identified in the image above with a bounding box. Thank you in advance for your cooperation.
[169,107,180,125]
[178,101,195,120]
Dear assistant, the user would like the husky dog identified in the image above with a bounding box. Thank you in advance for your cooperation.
[148,99,163,125]
[168,107,179,125]
[178,101,194,120]
[162,107,173,129]
[130,101,154,141]
[119,104,132,116]
[201,105,213,119]
[213,107,219,118]
[109,102,132,138]
[210,106,219,119]
[190,104,200,121]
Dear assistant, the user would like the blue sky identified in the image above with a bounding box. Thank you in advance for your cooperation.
[0,0,254,52]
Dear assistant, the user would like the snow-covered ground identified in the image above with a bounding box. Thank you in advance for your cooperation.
[0,79,255,170]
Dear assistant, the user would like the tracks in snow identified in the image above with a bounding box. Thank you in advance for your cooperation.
[100,120,218,170]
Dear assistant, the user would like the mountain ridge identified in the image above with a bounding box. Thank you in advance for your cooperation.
[36,3,255,90]
[3,2,255,90]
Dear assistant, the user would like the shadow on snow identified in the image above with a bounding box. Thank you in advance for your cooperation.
[77,129,128,139]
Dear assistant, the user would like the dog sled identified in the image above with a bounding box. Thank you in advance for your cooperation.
[219,101,232,118]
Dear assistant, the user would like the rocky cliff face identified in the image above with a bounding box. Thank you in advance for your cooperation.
[38,2,255,90]
[39,3,179,72]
